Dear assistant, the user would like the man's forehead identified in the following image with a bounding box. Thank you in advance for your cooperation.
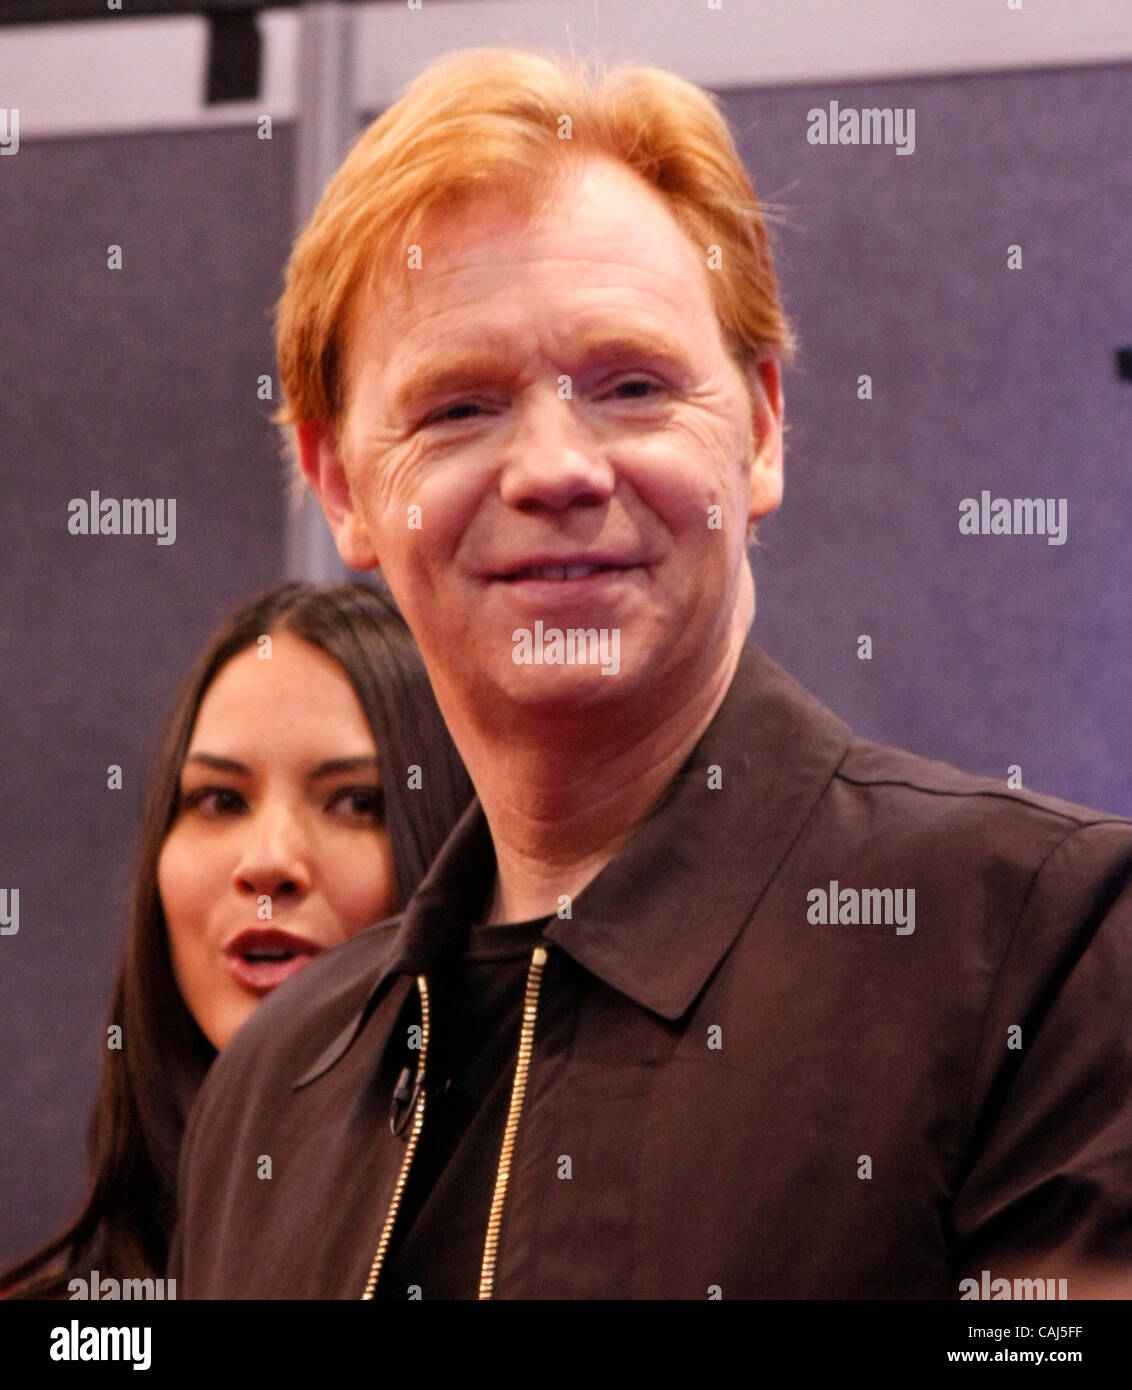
[342,158,724,410]
[386,156,701,301]
[419,154,671,244]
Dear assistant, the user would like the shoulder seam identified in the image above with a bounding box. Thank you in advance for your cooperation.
[835,769,1131,828]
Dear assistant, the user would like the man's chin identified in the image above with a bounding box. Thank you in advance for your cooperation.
[492,661,633,714]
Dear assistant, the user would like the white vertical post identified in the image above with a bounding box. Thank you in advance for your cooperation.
[283,0,359,581]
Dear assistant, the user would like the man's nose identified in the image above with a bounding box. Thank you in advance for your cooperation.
[231,807,313,902]
[498,388,616,512]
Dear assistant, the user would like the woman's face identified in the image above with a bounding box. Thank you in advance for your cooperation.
[159,630,399,1050]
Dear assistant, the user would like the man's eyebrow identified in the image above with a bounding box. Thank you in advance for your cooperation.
[389,328,692,414]
[570,329,692,373]
[390,355,512,416]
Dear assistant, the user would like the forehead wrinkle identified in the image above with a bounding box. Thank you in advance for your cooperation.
[408,242,706,311]
[401,193,710,318]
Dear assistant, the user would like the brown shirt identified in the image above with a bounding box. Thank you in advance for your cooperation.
[169,633,1132,1299]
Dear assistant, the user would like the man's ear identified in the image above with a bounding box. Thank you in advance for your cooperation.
[744,354,785,524]
[294,420,380,570]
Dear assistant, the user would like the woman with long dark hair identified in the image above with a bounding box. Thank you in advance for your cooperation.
[2,581,472,1298]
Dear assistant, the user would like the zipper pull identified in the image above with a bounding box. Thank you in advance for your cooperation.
[389,1065,423,1136]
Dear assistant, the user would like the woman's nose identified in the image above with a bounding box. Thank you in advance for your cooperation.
[230,807,313,902]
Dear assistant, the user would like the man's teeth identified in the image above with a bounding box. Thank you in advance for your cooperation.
[513,563,609,580]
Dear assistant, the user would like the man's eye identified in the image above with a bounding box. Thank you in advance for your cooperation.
[181,787,246,817]
[421,401,485,427]
[605,378,663,400]
[327,786,385,823]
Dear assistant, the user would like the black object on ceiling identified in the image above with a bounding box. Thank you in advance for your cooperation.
[0,0,467,24]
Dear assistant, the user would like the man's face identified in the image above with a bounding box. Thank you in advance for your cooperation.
[301,157,783,720]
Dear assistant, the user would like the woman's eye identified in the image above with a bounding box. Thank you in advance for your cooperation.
[327,786,385,823]
[182,787,246,817]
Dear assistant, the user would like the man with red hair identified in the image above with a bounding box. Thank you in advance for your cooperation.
[171,49,1132,1300]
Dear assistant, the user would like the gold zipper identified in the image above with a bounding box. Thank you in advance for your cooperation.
[478,944,549,1300]
[359,945,549,1301]
[360,973,431,1300]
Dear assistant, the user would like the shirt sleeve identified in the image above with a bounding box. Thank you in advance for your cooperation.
[164,1039,216,1295]
[949,819,1132,1295]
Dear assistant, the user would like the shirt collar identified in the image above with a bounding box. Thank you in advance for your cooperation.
[543,629,853,1017]
[292,627,852,1084]
[290,801,495,1088]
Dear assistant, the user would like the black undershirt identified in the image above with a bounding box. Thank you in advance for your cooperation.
[375,916,551,1300]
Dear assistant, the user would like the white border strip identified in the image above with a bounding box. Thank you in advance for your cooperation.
[2,0,1131,140]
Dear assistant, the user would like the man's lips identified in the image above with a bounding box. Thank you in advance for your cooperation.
[487,555,640,582]
[485,557,647,591]
[223,928,324,996]
[486,562,643,604]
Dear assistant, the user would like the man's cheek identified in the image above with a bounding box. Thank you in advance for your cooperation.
[644,473,737,539]
[367,446,466,535]
[347,435,418,508]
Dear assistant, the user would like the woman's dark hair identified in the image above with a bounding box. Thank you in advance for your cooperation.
[2,580,473,1298]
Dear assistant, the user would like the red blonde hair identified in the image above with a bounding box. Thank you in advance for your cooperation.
[272,46,794,441]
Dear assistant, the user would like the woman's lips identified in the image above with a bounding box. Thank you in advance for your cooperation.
[223,929,324,996]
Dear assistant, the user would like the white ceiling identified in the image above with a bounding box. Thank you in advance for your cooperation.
[3,0,1130,140]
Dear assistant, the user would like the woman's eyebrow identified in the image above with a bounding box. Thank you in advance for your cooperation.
[184,753,251,775]
[182,754,379,779]
[307,757,381,780]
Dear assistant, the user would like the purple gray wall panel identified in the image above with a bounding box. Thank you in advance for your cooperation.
[1,125,290,1262]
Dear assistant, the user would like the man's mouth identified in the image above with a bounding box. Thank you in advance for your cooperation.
[489,550,646,584]
[503,562,622,582]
